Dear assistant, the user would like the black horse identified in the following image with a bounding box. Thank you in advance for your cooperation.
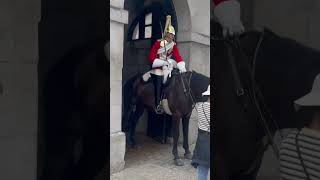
[123,70,210,166]
[41,39,108,180]
[212,28,320,180]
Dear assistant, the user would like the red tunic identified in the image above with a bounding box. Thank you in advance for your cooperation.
[213,0,228,6]
[149,40,183,64]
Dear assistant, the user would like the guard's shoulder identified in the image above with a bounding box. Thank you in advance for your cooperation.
[151,40,161,47]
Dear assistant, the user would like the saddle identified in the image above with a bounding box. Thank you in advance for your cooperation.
[141,69,180,115]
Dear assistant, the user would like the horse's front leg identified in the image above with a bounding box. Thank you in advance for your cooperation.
[128,104,144,148]
[182,115,192,159]
[172,113,184,166]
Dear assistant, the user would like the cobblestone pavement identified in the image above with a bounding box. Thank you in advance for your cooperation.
[111,130,290,180]
[111,134,210,180]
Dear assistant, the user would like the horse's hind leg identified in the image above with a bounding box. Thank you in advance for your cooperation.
[128,104,144,147]
[172,113,184,166]
[182,115,192,159]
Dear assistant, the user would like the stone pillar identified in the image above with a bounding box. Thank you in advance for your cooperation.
[0,0,40,179]
[110,0,128,174]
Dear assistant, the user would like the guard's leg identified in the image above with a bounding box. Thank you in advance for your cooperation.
[150,73,164,114]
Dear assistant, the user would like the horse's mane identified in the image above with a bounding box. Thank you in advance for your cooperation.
[257,28,320,89]
[191,70,209,80]
[262,28,320,58]
[247,28,320,127]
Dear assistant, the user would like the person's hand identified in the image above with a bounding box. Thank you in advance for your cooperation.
[163,60,170,67]
[177,61,187,73]
[214,0,244,37]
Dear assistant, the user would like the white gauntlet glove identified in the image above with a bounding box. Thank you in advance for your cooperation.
[214,0,244,37]
[177,61,187,73]
[168,59,177,68]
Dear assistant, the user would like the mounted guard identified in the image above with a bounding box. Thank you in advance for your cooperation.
[148,15,187,114]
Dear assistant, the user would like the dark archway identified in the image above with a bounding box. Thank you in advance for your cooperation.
[122,0,178,144]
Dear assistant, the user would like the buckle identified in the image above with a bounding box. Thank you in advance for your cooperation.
[237,88,244,96]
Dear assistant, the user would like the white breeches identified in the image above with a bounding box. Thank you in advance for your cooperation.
[148,58,177,83]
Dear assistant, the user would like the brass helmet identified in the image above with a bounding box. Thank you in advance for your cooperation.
[164,15,175,36]
[167,25,175,35]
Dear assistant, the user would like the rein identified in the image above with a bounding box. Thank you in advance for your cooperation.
[179,71,210,121]
[176,71,198,117]
[212,31,283,175]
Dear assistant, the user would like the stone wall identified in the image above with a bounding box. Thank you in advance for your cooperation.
[110,0,128,174]
[0,0,40,179]
[253,0,320,50]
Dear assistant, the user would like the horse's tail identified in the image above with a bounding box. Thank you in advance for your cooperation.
[122,73,142,132]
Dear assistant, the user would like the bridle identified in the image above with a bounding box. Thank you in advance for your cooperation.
[211,30,285,175]
[171,70,202,118]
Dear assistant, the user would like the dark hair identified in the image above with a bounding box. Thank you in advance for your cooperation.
[298,107,320,126]
[299,106,320,112]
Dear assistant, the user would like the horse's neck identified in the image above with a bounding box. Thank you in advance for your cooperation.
[189,72,209,102]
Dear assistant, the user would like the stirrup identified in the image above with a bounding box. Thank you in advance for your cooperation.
[155,104,164,114]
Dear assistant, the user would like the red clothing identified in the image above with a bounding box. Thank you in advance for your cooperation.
[213,0,228,6]
[149,40,183,64]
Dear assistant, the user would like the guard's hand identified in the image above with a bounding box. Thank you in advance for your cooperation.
[214,0,244,37]
[163,61,170,67]
[179,68,187,73]
[177,61,187,73]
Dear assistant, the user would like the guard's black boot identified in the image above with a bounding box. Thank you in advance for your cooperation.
[151,74,164,114]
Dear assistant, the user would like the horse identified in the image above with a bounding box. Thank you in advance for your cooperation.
[212,27,320,180]
[122,69,210,166]
[41,38,108,180]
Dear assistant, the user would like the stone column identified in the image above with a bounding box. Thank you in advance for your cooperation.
[110,0,128,174]
[0,0,40,179]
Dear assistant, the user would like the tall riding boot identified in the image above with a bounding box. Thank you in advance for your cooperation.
[151,74,163,114]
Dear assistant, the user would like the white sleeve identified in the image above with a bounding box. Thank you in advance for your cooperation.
[152,58,165,68]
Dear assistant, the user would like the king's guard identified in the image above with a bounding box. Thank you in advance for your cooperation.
[149,15,187,114]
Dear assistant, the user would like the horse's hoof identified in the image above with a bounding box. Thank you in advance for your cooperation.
[174,159,184,166]
[184,153,193,160]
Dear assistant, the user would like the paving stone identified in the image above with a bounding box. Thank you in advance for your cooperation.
[111,134,208,180]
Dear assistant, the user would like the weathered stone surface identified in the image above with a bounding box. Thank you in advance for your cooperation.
[110,132,126,174]
[0,63,37,137]
[0,2,39,179]
[0,135,37,180]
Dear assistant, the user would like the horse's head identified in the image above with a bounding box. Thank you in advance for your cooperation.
[238,29,320,129]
